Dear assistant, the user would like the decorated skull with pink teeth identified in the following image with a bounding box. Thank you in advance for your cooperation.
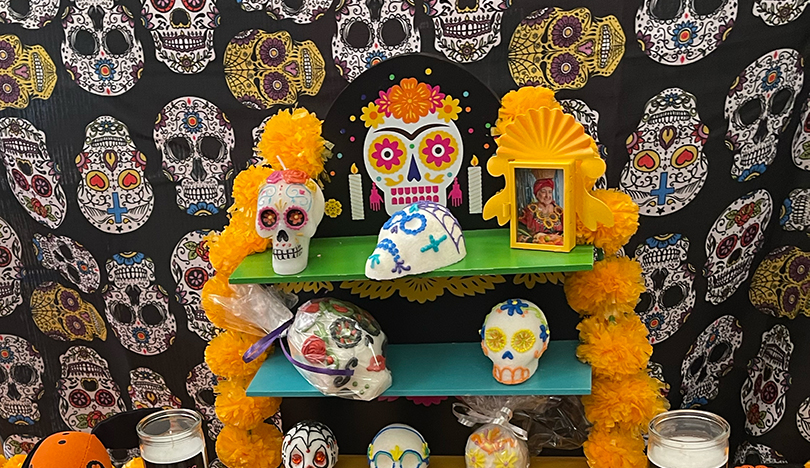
[57,346,126,431]
[741,324,793,436]
[186,362,223,439]
[426,0,508,63]
[171,230,220,341]
[33,233,100,294]
[141,0,219,74]
[0,217,22,317]
[703,189,772,305]
[0,335,44,425]
[103,252,175,355]
[128,367,182,409]
[256,170,325,275]
[680,315,743,408]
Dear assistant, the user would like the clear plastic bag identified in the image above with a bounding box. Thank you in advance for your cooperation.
[205,283,297,336]
[455,397,532,468]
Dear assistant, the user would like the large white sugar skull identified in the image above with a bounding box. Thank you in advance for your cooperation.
[61,0,144,95]
[282,421,338,468]
[465,424,528,468]
[780,188,810,232]
[128,367,182,409]
[620,88,709,216]
[560,99,607,189]
[186,362,223,439]
[734,441,787,465]
[753,0,809,25]
[33,233,100,293]
[369,424,429,468]
[238,0,331,23]
[635,0,736,66]
[171,229,220,341]
[426,0,508,63]
[0,335,44,425]
[725,48,804,181]
[30,281,107,342]
[0,35,57,109]
[0,0,58,28]
[289,298,391,400]
[3,434,41,458]
[57,346,126,431]
[155,96,234,215]
[634,234,696,344]
[76,116,154,233]
[680,315,743,408]
[481,299,549,385]
[332,0,420,82]
[703,189,772,305]
[361,78,464,214]
[749,246,810,319]
[256,170,324,275]
[741,324,792,436]
[0,217,22,318]
[792,95,810,170]
[366,200,466,280]
[0,117,66,228]
[141,0,219,74]
[103,252,175,355]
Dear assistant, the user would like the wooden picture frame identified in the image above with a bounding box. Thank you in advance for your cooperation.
[508,160,576,252]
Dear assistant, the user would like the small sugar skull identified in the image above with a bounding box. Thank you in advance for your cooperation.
[0,335,44,425]
[171,230,220,341]
[128,367,182,409]
[369,424,429,468]
[725,48,804,181]
[238,0,331,23]
[282,421,338,468]
[753,0,809,25]
[749,245,810,319]
[332,0,420,82]
[0,35,57,109]
[76,116,154,233]
[0,117,67,228]
[481,299,549,385]
[186,362,223,439]
[33,233,100,293]
[224,29,325,110]
[289,298,391,400]
[155,96,234,215]
[61,0,144,96]
[634,234,696,344]
[141,0,219,74]
[427,0,509,63]
[256,170,325,275]
[780,188,810,232]
[366,200,466,280]
[57,346,126,431]
[465,424,528,468]
[797,395,810,441]
[103,252,175,355]
[0,0,58,28]
[741,324,793,436]
[3,434,41,458]
[704,189,772,305]
[734,441,787,465]
[560,99,607,189]
[620,88,709,216]
[635,0,737,66]
[792,96,810,170]
[30,281,107,342]
[0,216,22,317]
[680,315,743,408]
[508,7,625,90]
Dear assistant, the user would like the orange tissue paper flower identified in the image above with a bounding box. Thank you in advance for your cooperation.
[216,423,283,468]
[494,86,562,137]
[257,108,329,180]
[577,314,652,378]
[583,372,668,431]
[3,455,25,468]
[564,256,645,318]
[582,426,647,468]
[122,457,145,468]
[576,189,639,255]
[232,164,275,213]
[205,330,268,381]
[215,379,281,430]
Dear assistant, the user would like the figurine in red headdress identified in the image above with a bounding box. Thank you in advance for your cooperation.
[517,177,564,245]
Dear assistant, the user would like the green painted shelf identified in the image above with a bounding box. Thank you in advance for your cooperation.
[230,229,594,284]
[246,341,591,397]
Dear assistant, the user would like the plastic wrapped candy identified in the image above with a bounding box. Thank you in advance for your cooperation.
[287,298,391,400]
[455,397,532,468]
[206,283,297,337]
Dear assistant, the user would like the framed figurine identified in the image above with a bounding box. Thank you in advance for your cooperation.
[508,160,575,252]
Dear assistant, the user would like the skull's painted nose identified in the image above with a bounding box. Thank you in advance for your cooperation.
[753,117,768,143]
[191,157,207,182]
[501,351,513,360]
[277,230,289,242]
[455,0,478,13]
[7,382,20,400]
[171,8,191,28]
[407,156,421,182]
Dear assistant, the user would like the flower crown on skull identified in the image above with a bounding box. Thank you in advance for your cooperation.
[360,78,461,128]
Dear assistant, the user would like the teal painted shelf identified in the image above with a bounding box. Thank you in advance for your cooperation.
[230,229,594,284]
[246,341,591,397]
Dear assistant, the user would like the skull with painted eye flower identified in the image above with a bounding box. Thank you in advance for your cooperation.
[481,299,549,385]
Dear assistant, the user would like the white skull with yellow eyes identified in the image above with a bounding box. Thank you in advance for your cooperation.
[481,299,550,385]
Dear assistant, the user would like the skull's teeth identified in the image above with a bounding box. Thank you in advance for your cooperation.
[739,142,775,167]
[1,138,39,157]
[33,52,44,92]
[273,245,302,260]
[707,260,750,291]
[91,136,127,148]
[647,110,691,125]
[303,49,312,88]
[441,16,493,39]
[599,25,610,68]
[0,282,14,298]
[66,362,106,378]
[160,34,206,52]
[638,248,681,270]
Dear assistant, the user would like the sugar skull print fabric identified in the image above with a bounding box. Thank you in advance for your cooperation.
[141,0,219,74]
[61,0,144,96]
[780,188,810,232]
[3,434,40,458]
[734,441,787,465]
[560,99,607,189]
[76,116,154,234]
[635,0,737,66]
[0,335,44,425]
[31,282,107,342]
[0,217,23,318]
[332,0,420,82]
[225,29,325,110]
[0,35,57,109]
[797,395,810,441]
[33,233,100,294]
[0,0,58,28]
[634,234,696,344]
[724,48,804,181]
[741,324,793,436]
[508,7,625,90]
[753,0,809,25]
[154,96,234,215]
[128,367,182,409]
[703,189,772,305]
[57,346,126,431]
[620,88,709,216]
[186,361,223,439]
[749,245,810,319]
[103,252,175,355]
[425,0,509,63]
[238,0,331,23]
[792,95,810,170]
[680,315,743,408]
[0,117,67,229]
[171,230,220,341]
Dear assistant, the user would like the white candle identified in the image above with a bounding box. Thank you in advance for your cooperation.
[349,163,364,220]
[648,436,728,468]
[138,409,208,467]
[648,410,729,468]
[468,155,482,214]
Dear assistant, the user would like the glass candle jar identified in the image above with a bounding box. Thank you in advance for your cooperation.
[137,409,208,468]
[648,410,730,468]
